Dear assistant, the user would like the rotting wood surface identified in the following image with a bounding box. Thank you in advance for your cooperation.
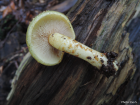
[7,0,140,105]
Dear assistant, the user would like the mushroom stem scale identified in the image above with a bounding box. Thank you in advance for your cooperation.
[49,33,118,72]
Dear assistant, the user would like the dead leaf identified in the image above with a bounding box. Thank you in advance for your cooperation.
[0,66,3,76]
[3,6,11,17]
[3,1,17,17]
[39,0,45,3]
[10,1,16,10]
[25,11,34,24]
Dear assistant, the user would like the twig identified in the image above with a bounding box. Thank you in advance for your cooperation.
[13,60,19,69]
[9,54,20,61]
[0,47,28,63]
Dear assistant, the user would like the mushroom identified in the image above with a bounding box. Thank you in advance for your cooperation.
[26,11,119,77]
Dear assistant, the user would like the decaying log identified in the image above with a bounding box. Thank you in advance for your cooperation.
[7,0,140,105]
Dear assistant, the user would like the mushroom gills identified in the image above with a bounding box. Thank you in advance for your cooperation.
[26,11,75,66]
[49,33,118,71]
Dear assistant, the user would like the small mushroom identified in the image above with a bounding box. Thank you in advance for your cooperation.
[26,11,119,77]
[26,11,75,66]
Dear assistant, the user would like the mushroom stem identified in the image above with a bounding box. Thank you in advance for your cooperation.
[49,33,118,71]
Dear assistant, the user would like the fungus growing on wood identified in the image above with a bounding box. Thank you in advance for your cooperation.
[26,11,75,66]
[26,11,119,77]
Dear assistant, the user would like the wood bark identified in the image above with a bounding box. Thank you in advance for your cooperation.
[7,0,140,105]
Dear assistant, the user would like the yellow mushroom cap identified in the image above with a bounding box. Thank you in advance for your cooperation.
[26,11,75,66]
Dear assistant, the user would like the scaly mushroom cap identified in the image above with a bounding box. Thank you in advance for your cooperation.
[26,11,75,66]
